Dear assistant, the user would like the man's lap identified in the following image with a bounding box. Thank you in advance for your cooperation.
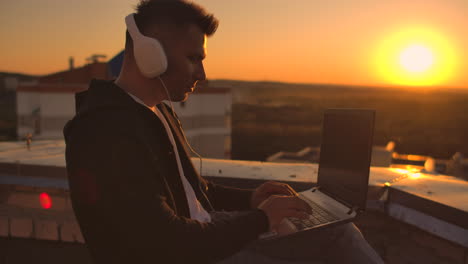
[219,222,346,264]
[219,249,323,264]
[212,211,383,264]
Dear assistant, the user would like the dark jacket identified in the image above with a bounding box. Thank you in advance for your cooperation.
[63,79,269,264]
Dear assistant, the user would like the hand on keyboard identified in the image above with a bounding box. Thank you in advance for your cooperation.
[251,181,299,208]
[287,201,339,231]
[258,195,312,231]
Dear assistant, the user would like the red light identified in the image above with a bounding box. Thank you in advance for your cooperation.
[39,193,52,209]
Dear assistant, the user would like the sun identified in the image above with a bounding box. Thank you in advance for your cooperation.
[374,27,458,86]
[399,44,434,73]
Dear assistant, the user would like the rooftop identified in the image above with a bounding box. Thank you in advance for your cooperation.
[0,140,467,263]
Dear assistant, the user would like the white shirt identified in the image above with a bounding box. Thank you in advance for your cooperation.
[126,92,211,223]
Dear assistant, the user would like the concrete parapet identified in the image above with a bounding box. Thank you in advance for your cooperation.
[35,219,58,241]
[10,217,33,238]
[0,215,8,237]
[60,220,84,243]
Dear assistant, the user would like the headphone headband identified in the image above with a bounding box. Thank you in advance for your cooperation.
[125,14,140,39]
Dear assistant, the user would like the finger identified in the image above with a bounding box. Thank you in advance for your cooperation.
[293,211,310,220]
[285,197,313,214]
[284,209,309,219]
[285,184,298,196]
[300,200,313,214]
[258,181,277,190]
[272,181,298,196]
[264,182,296,196]
[272,195,310,213]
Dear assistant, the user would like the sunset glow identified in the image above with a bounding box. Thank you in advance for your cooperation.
[0,0,467,88]
[375,27,458,86]
[384,167,424,186]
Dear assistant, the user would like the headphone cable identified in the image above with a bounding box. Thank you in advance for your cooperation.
[158,76,215,211]
[157,76,203,176]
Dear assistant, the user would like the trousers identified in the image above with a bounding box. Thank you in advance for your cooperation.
[214,212,384,264]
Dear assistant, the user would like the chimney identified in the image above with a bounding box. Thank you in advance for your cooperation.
[69,56,75,71]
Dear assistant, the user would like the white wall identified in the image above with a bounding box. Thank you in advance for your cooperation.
[171,93,232,159]
[39,93,75,117]
[17,92,75,140]
[17,91,233,157]
[17,92,40,116]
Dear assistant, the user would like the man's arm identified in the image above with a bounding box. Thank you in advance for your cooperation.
[204,181,254,211]
[204,179,301,212]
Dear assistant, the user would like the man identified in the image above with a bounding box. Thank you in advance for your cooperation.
[64,0,383,263]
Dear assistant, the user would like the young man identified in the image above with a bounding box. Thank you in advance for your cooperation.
[64,0,383,263]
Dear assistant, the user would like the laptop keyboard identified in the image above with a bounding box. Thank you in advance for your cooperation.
[288,199,339,230]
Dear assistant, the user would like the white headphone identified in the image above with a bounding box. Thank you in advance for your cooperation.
[125,13,168,78]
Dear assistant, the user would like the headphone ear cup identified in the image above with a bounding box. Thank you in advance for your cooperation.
[133,35,168,78]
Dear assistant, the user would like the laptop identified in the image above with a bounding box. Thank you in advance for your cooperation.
[262,108,376,239]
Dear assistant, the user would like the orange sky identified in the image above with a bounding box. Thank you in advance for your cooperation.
[0,0,467,88]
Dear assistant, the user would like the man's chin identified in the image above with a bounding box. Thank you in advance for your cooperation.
[170,93,189,102]
[180,94,189,102]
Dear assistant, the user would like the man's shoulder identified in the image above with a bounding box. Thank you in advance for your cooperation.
[71,107,142,138]
[64,79,166,146]
[71,80,148,133]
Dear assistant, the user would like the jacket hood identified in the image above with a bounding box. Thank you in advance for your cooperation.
[75,79,134,115]
[63,79,138,143]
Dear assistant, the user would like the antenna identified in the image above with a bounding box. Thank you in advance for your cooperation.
[85,54,107,64]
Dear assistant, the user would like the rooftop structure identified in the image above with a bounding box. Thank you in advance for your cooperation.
[267,142,468,181]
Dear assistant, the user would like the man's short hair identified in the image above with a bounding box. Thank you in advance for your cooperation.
[126,0,219,49]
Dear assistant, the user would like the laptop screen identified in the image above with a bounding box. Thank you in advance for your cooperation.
[317,109,375,210]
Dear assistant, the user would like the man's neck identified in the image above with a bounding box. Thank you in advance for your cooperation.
[114,74,165,108]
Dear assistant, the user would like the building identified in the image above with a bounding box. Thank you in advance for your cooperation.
[170,82,232,159]
[0,72,38,141]
[16,59,108,140]
[0,72,38,93]
[16,53,232,159]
